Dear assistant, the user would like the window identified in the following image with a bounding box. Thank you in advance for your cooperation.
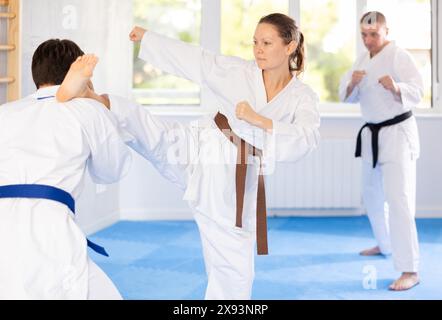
[133,0,201,105]
[301,0,357,103]
[133,0,434,109]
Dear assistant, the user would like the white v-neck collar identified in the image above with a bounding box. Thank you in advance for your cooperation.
[368,41,395,61]
[255,66,298,109]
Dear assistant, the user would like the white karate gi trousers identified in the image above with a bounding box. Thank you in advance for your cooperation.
[87,258,122,300]
[362,155,419,272]
[194,212,256,300]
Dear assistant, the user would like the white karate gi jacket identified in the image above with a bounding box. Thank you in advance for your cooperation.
[339,41,423,163]
[109,31,320,232]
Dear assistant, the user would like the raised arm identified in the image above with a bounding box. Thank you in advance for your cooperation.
[130,26,249,105]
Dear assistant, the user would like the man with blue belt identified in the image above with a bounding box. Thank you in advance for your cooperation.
[0,41,131,299]
[339,11,423,291]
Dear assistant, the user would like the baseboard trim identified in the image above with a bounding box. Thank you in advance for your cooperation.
[77,207,442,236]
[118,207,442,220]
[119,207,365,220]
[415,208,442,218]
[268,208,365,217]
[121,208,193,220]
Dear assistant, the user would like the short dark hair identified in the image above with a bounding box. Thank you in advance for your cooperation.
[360,11,387,26]
[31,39,84,89]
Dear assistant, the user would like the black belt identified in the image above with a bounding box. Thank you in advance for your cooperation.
[355,111,413,168]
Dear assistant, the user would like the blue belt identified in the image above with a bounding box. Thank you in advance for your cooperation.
[0,184,109,257]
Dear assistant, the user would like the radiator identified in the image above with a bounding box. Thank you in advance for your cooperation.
[266,139,362,209]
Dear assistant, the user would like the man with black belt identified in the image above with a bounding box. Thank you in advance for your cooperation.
[339,11,423,291]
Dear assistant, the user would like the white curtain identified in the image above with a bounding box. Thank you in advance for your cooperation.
[19,0,134,234]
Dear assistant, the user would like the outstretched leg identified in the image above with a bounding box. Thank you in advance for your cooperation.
[194,212,255,300]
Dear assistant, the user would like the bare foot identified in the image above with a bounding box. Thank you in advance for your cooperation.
[389,272,419,291]
[359,246,382,256]
[56,54,98,102]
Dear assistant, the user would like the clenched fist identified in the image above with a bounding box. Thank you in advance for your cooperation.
[350,70,366,87]
[235,101,273,130]
[129,26,147,42]
[236,101,258,124]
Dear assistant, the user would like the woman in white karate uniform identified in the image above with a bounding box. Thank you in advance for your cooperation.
[58,13,320,300]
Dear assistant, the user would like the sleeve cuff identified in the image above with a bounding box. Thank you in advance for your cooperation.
[344,85,359,103]
[107,94,136,144]
[138,31,152,61]
[396,82,421,108]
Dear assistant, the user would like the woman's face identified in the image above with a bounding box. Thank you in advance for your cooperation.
[253,23,295,71]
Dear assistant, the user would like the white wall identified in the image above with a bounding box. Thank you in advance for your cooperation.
[118,113,442,220]
[75,174,121,235]
[114,0,442,221]
[321,114,442,218]
[116,0,442,218]
[413,116,442,216]
[6,0,442,233]
[20,0,133,97]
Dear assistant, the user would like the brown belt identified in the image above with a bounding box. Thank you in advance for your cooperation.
[214,112,268,255]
